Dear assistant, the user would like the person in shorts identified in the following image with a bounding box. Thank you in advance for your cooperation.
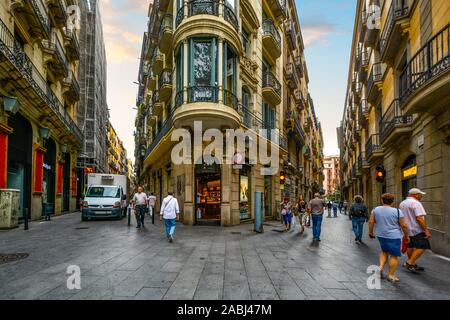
[399,188,431,273]
[280,197,292,232]
[369,193,410,283]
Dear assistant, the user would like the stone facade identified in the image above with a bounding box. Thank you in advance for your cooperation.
[0,0,83,220]
[134,0,323,226]
[338,0,450,256]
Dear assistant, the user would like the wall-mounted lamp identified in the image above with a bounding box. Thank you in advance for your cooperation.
[39,127,51,140]
[60,144,68,154]
[2,96,21,115]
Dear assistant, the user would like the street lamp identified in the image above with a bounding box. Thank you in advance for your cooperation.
[2,95,21,115]
[39,127,51,140]
[60,144,68,154]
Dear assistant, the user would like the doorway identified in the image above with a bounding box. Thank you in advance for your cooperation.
[7,113,32,219]
[62,152,71,212]
[264,175,272,217]
[195,163,221,226]
[43,138,56,217]
[401,155,417,200]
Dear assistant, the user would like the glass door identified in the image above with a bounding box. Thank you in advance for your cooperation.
[7,162,25,219]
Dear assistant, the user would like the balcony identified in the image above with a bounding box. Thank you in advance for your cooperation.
[367,62,384,102]
[158,69,172,102]
[358,151,370,171]
[365,3,380,47]
[147,72,157,91]
[41,32,69,79]
[64,28,80,61]
[0,18,83,144]
[62,70,80,103]
[10,0,51,39]
[47,0,68,27]
[172,86,241,130]
[284,21,297,50]
[380,0,414,63]
[152,90,163,116]
[359,9,367,42]
[266,0,287,20]
[294,89,305,110]
[223,2,239,32]
[285,63,298,89]
[158,14,173,54]
[262,19,281,61]
[399,24,450,113]
[151,49,164,75]
[262,71,282,105]
[294,56,304,78]
[284,110,305,145]
[365,134,384,162]
[380,99,415,145]
[359,48,371,80]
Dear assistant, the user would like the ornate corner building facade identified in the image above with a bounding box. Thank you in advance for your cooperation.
[134,0,324,226]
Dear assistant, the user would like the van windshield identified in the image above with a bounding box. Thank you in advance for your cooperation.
[86,186,120,198]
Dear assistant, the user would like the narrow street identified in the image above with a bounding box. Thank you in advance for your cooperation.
[1,212,449,300]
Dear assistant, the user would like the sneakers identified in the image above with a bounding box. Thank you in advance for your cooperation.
[403,262,420,274]
[169,235,174,243]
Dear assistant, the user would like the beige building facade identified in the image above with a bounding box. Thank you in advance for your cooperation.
[134,0,323,226]
[0,0,83,220]
[339,0,450,256]
[323,156,340,197]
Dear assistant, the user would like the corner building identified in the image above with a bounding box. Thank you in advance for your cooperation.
[339,0,450,256]
[135,0,323,226]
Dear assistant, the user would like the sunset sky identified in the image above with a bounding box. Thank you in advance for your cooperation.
[100,0,357,162]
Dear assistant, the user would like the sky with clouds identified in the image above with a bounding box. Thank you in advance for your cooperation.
[101,0,357,162]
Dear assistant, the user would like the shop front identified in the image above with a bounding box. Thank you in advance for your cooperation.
[42,138,56,217]
[195,162,221,226]
[401,155,417,199]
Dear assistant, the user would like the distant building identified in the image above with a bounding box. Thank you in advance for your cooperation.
[107,122,128,176]
[323,156,340,196]
[76,0,109,176]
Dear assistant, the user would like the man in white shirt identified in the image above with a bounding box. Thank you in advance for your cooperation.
[132,186,148,229]
[399,188,431,273]
[159,192,180,243]
[147,192,157,219]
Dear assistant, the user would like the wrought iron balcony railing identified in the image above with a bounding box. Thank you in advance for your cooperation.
[379,99,414,142]
[42,31,69,76]
[380,0,411,57]
[0,18,82,142]
[400,23,450,103]
[262,19,281,48]
[223,2,239,31]
[30,0,51,37]
[223,89,239,112]
[365,133,383,160]
[262,70,281,97]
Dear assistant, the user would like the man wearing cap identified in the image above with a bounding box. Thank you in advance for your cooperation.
[399,188,431,273]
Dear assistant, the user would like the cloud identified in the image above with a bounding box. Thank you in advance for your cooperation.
[301,21,343,47]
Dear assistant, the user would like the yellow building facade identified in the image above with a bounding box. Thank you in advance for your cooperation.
[0,0,82,220]
[134,0,323,226]
[339,0,450,256]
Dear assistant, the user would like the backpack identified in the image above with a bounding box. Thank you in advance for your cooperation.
[352,205,367,218]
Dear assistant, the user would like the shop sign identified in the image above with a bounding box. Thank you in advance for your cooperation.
[402,166,417,179]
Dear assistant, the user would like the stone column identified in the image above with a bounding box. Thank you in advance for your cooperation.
[218,37,224,104]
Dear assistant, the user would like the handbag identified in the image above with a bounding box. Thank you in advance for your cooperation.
[397,208,408,254]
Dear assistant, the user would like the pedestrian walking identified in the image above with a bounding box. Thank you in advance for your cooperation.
[326,201,332,218]
[339,201,343,214]
[147,192,157,219]
[280,197,293,232]
[368,193,410,283]
[332,201,338,218]
[399,188,431,273]
[343,200,349,215]
[132,186,148,229]
[294,195,308,234]
[349,195,369,244]
[308,193,326,242]
[159,191,180,243]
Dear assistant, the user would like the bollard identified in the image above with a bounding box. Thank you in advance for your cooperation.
[24,208,29,230]
[151,206,155,225]
[127,206,131,226]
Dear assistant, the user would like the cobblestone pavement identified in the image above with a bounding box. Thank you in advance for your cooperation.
[1,212,450,300]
